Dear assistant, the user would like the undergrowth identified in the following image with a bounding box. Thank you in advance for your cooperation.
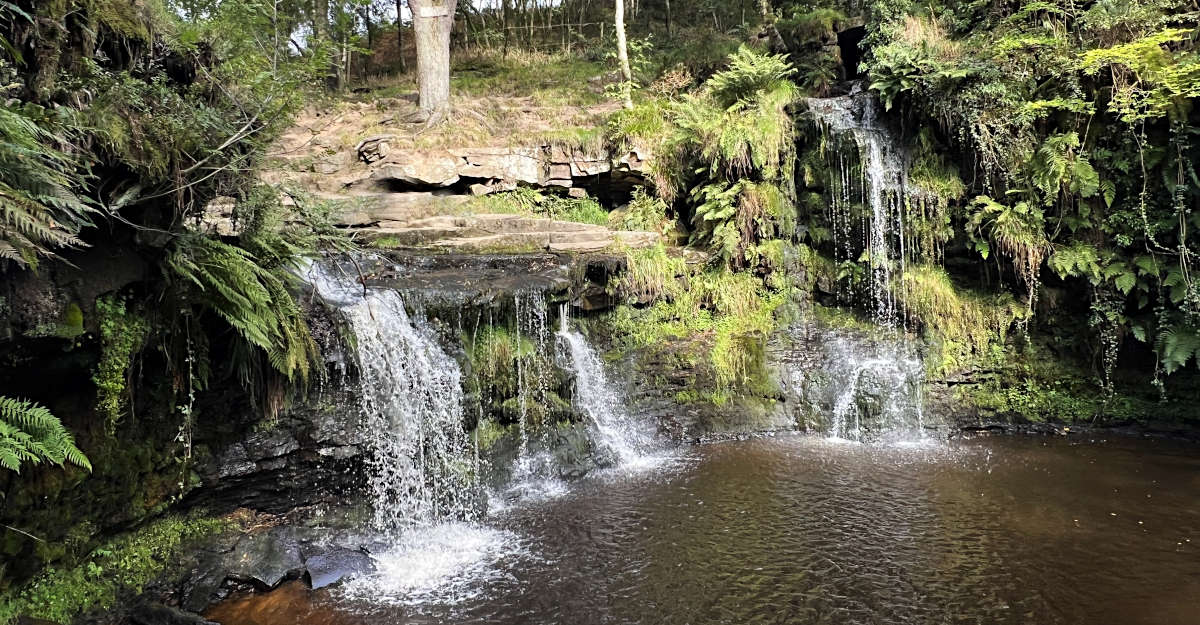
[0,513,230,624]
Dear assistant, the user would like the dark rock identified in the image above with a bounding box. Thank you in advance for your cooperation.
[224,530,305,590]
[303,547,376,589]
[128,603,218,625]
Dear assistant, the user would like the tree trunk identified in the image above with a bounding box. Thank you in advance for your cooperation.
[313,0,328,41]
[461,3,477,50]
[395,0,407,72]
[614,0,633,109]
[410,0,456,121]
[502,0,512,55]
[363,5,372,50]
[664,0,671,38]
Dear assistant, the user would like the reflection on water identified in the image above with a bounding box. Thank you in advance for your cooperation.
[208,435,1200,625]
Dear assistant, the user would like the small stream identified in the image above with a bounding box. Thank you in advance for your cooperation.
[208,434,1200,625]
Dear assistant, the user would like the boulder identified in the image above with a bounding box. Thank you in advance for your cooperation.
[355,134,397,164]
[372,153,462,187]
[223,530,305,590]
[193,196,240,237]
[304,548,376,589]
[128,603,218,625]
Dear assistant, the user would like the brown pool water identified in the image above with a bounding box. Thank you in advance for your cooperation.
[208,434,1200,625]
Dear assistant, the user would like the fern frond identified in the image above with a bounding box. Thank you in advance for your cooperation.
[0,396,90,473]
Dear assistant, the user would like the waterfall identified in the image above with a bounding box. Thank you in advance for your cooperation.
[555,305,654,465]
[512,289,550,459]
[802,89,929,442]
[307,262,478,532]
[807,89,908,327]
[826,338,925,442]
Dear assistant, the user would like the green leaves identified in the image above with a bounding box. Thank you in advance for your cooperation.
[1032,132,1100,203]
[1049,242,1101,282]
[0,396,90,473]
[1156,323,1200,374]
[166,234,318,384]
[1080,28,1200,122]
[0,106,93,269]
[703,46,796,108]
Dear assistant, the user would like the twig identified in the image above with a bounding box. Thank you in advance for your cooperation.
[3,524,44,543]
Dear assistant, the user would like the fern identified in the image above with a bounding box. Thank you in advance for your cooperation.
[0,396,90,473]
[703,46,796,108]
[967,196,1052,293]
[166,235,318,384]
[0,106,93,269]
[1156,323,1200,374]
[1048,242,1101,282]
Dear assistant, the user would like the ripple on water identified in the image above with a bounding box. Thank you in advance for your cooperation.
[209,435,1200,625]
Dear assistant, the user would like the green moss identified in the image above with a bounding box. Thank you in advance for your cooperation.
[93,296,149,434]
[607,257,788,397]
[896,265,1028,376]
[0,513,230,624]
[369,235,405,249]
[615,244,689,302]
[472,418,508,452]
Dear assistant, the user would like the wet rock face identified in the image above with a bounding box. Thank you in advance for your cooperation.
[304,548,375,589]
[770,321,935,439]
[181,522,377,613]
[128,603,220,625]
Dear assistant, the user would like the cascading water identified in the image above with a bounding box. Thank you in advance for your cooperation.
[308,260,522,604]
[512,289,550,459]
[807,88,909,327]
[827,340,925,442]
[804,88,929,442]
[306,262,478,531]
[555,304,655,466]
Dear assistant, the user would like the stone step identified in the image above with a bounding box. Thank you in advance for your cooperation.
[613,230,661,248]
[332,193,471,226]
[549,239,614,253]
[360,226,481,246]
[434,232,551,252]
[548,230,612,244]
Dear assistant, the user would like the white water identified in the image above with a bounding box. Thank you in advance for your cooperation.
[555,305,656,467]
[826,337,925,443]
[512,289,551,460]
[339,523,526,606]
[807,90,908,326]
[308,263,662,602]
[308,262,506,603]
[308,262,478,532]
[806,90,929,443]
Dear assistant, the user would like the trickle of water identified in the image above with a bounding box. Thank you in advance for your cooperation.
[807,90,908,326]
[512,289,552,460]
[555,304,655,466]
[307,262,478,532]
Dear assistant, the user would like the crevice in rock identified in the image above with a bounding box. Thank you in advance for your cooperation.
[838,26,867,79]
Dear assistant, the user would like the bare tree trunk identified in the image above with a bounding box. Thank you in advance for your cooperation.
[313,0,328,41]
[614,0,632,109]
[395,0,407,72]
[410,0,457,122]
[664,0,671,38]
[502,0,512,55]
[462,3,477,50]
[362,5,372,50]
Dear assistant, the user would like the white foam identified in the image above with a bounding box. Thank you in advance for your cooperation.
[339,522,525,606]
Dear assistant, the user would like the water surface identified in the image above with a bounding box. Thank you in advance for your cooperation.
[209,435,1200,625]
